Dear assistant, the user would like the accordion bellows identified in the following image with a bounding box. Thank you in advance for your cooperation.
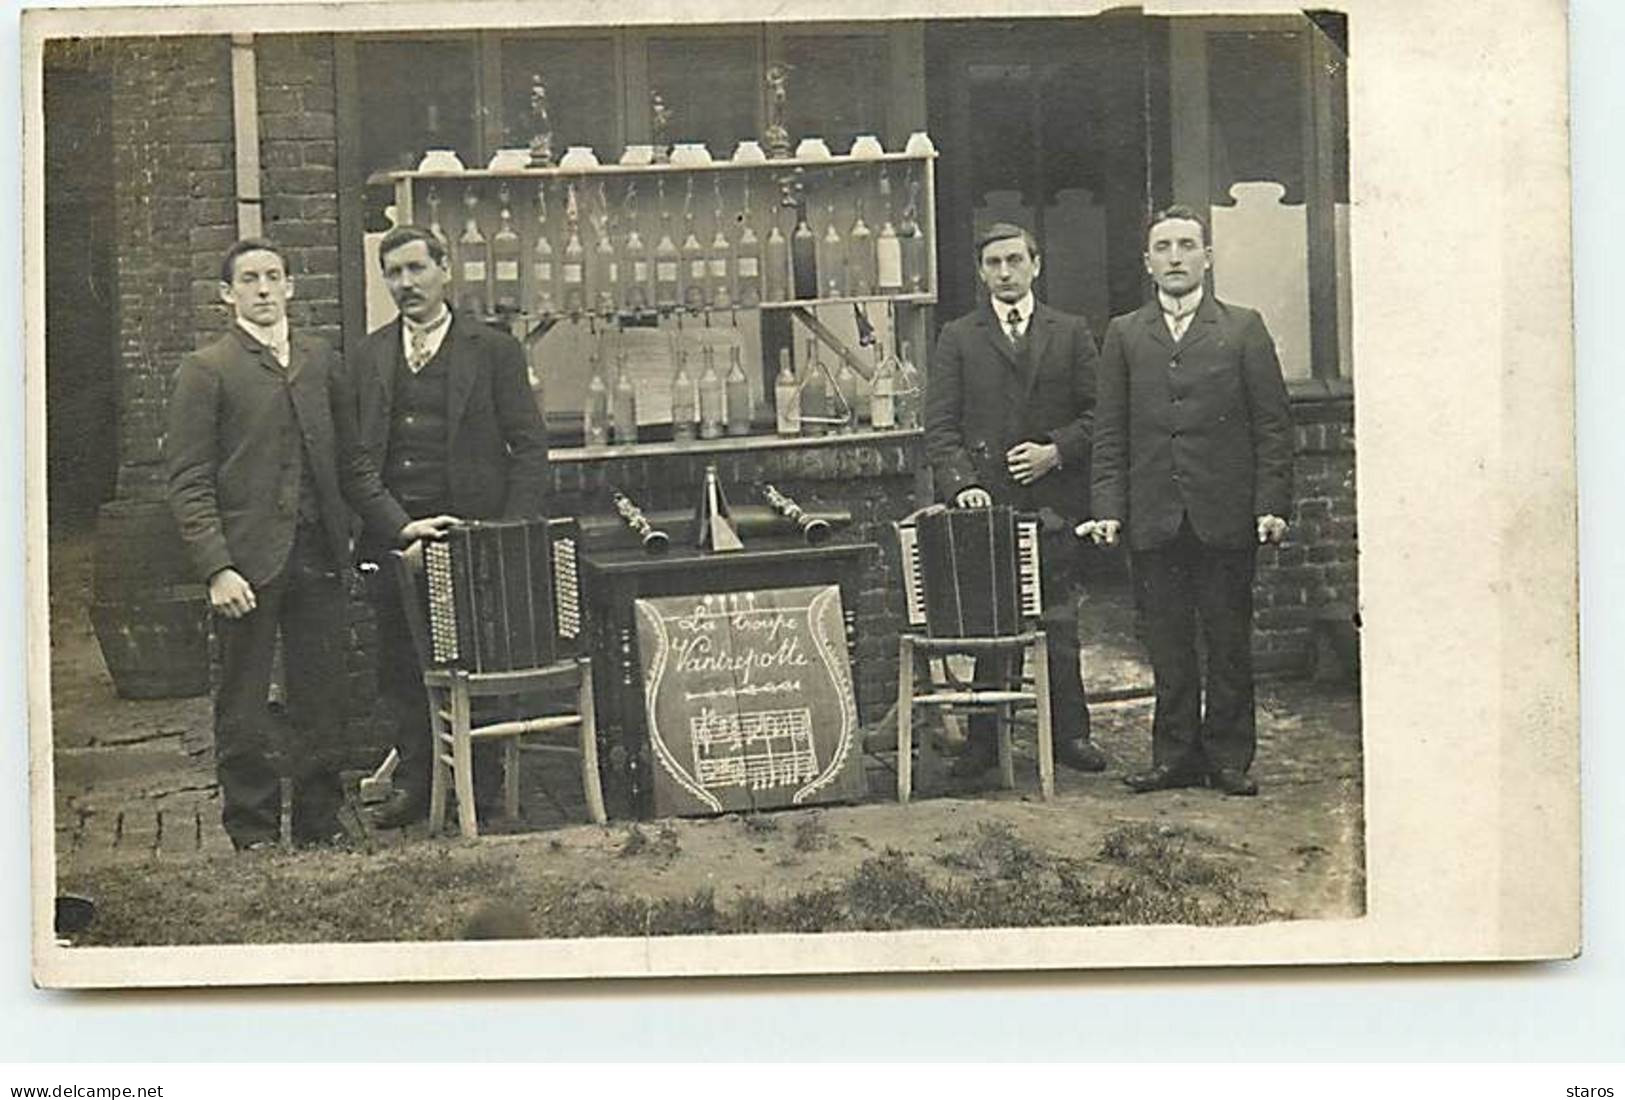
[898,505,1043,637]
[424,518,583,671]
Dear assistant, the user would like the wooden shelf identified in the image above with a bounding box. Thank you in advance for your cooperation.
[379,148,937,186]
[549,427,922,463]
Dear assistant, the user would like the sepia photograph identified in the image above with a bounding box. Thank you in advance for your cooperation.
[24,0,1575,988]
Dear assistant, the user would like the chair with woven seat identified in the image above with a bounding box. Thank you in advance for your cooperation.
[892,504,1055,803]
[391,549,607,838]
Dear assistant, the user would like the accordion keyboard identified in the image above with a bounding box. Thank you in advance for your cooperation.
[1015,516,1043,618]
[897,522,928,627]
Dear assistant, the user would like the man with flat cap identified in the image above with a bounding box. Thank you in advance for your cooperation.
[924,221,1107,779]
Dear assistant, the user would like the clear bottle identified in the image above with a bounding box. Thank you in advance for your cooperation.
[764,206,790,304]
[611,352,638,445]
[654,200,681,312]
[457,189,490,316]
[531,183,558,317]
[698,346,725,440]
[735,180,762,308]
[875,171,903,293]
[491,185,522,315]
[671,346,697,443]
[817,199,847,299]
[584,352,610,447]
[774,347,800,436]
[426,185,449,251]
[681,181,707,311]
[623,221,650,313]
[726,345,752,436]
[800,338,829,435]
[561,184,587,315]
[848,195,876,297]
[708,178,733,310]
[900,177,927,294]
[791,196,818,301]
[895,339,923,430]
[870,345,897,430]
[593,188,619,317]
[835,353,860,432]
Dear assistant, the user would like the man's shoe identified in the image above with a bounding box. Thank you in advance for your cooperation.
[234,838,278,854]
[1209,767,1259,797]
[1123,764,1206,793]
[1054,738,1107,773]
[369,790,428,829]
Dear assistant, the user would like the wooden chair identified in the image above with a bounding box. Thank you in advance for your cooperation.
[893,506,1055,803]
[391,551,607,838]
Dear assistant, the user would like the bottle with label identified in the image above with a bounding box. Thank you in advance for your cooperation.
[800,338,829,435]
[818,200,847,299]
[835,353,860,432]
[764,204,790,304]
[593,184,619,316]
[698,345,725,440]
[848,195,876,297]
[671,345,697,443]
[583,352,610,447]
[870,345,897,430]
[726,345,752,436]
[491,185,522,315]
[426,185,449,251]
[623,207,650,313]
[531,183,558,317]
[611,352,638,445]
[735,179,762,308]
[791,195,818,301]
[457,189,490,316]
[709,177,734,310]
[774,347,800,436]
[895,338,922,430]
[875,170,903,293]
[654,181,681,311]
[681,179,707,311]
[561,183,587,314]
[900,177,927,294]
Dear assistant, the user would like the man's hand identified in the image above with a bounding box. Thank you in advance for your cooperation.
[207,567,256,619]
[1075,519,1121,547]
[1257,514,1288,545]
[955,487,993,509]
[1006,441,1060,486]
[400,514,461,544]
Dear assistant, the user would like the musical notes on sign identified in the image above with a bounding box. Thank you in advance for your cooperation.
[691,706,818,791]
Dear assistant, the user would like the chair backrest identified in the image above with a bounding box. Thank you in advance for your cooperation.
[893,504,1044,637]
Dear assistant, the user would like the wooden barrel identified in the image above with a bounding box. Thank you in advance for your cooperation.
[89,498,210,699]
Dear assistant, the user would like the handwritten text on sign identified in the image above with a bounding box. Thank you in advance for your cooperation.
[635,585,863,816]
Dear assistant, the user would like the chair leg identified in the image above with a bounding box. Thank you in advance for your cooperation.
[996,700,1016,791]
[577,659,607,825]
[427,685,449,837]
[897,636,915,803]
[450,678,479,839]
[1032,634,1055,801]
[503,737,520,821]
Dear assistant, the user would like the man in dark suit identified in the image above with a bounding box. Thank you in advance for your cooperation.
[924,222,1107,778]
[1085,205,1294,796]
[167,238,441,850]
[344,224,551,828]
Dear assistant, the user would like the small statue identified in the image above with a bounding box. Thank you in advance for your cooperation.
[528,71,554,168]
[763,62,793,160]
[650,90,672,164]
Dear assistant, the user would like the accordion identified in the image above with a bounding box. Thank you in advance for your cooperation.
[896,505,1043,637]
[423,518,584,671]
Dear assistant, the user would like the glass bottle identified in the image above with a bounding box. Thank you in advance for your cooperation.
[456,189,489,316]
[584,352,610,447]
[623,204,650,313]
[671,345,697,443]
[895,339,922,430]
[654,181,681,311]
[763,203,790,304]
[426,185,449,251]
[698,345,725,440]
[774,347,800,436]
[835,353,860,432]
[791,195,818,301]
[875,171,903,293]
[726,345,752,436]
[681,179,707,311]
[870,345,897,430]
[735,179,762,308]
[709,178,733,310]
[611,352,638,445]
[531,183,558,317]
[900,177,927,294]
[491,185,522,315]
[800,338,829,435]
[817,199,847,299]
[593,184,619,316]
[561,184,587,315]
[848,195,876,297]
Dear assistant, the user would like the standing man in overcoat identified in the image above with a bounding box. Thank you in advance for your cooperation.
[924,222,1107,779]
[1085,205,1294,796]
[167,237,439,851]
[343,224,551,828]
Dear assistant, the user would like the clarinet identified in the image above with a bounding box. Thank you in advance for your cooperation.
[762,483,830,545]
[612,490,670,554]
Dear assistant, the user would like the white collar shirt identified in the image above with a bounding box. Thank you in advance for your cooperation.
[401,307,453,373]
[1157,284,1204,342]
[236,316,290,368]
[992,293,1036,341]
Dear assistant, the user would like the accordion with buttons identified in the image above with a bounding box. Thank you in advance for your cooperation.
[895,504,1043,637]
[422,518,584,671]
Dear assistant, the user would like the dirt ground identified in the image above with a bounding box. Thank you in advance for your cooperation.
[44,526,1364,943]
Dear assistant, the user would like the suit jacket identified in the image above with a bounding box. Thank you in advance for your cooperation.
[1090,295,1294,551]
[923,299,1099,525]
[341,311,550,556]
[166,327,406,586]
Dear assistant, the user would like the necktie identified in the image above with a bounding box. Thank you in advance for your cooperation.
[1006,307,1024,347]
[407,325,432,371]
[1165,305,1195,342]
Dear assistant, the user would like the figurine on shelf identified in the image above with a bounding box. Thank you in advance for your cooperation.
[528,71,554,169]
[650,90,673,165]
[763,63,793,160]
